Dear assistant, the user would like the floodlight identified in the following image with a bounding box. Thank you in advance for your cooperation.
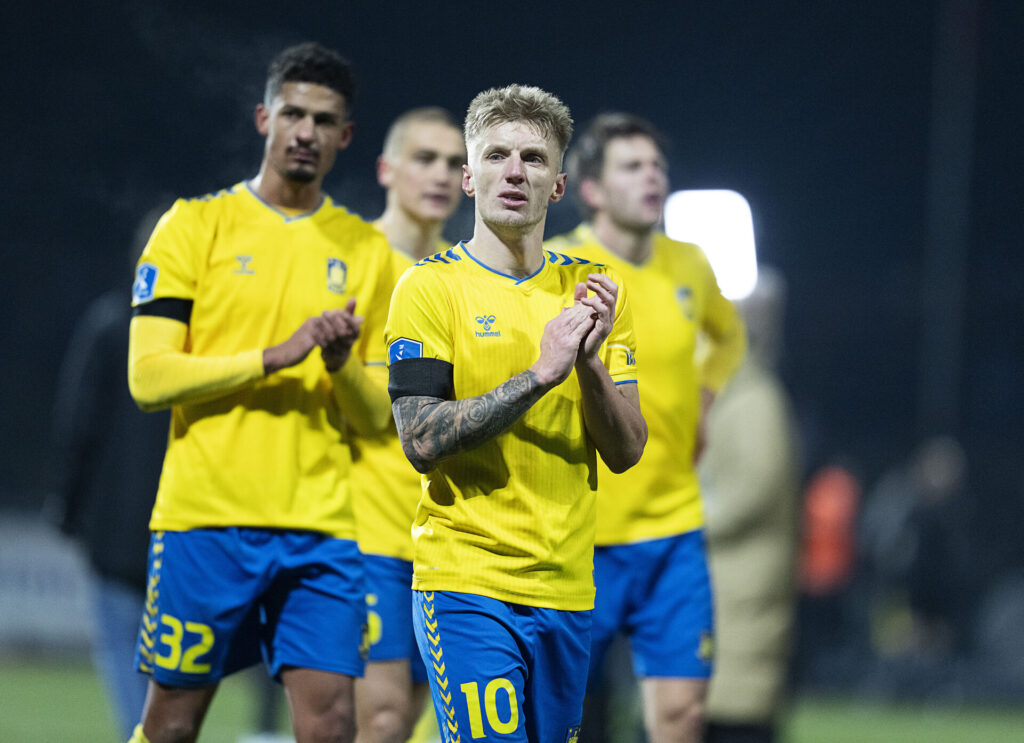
[664,189,758,300]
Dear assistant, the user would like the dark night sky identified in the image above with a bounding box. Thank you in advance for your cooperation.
[5,2,1022,572]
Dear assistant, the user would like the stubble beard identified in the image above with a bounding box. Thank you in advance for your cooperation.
[483,210,543,241]
[284,168,317,184]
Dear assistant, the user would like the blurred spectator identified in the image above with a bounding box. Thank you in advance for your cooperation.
[860,435,973,664]
[793,463,864,687]
[700,266,801,743]
[800,466,861,598]
[46,208,168,738]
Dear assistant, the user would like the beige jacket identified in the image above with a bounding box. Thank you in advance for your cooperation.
[701,358,801,723]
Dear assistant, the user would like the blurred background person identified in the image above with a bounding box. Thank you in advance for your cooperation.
[548,112,746,743]
[858,434,974,697]
[699,266,802,743]
[46,207,170,739]
[793,462,864,689]
[352,106,465,743]
[372,106,467,260]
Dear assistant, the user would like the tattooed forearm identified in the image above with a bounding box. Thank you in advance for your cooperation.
[393,369,546,473]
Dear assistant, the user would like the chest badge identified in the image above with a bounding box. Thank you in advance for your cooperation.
[327,258,348,294]
[675,286,695,320]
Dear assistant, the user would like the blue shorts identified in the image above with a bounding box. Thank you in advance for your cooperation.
[413,590,590,743]
[135,528,367,687]
[590,530,713,680]
[364,554,427,683]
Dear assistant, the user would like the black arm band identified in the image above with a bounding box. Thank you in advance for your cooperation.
[388,358,454,402]
[133,298,193,324]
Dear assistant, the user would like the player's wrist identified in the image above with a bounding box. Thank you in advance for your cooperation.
[323,348,354,374]
[262,345,282,375]
[574,351,604,377]
[526,361,561,389]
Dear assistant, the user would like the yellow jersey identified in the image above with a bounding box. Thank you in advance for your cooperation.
[546,224,745,545]
[130,182,394,537]
[384,242,638,610]
[350,238,445,561]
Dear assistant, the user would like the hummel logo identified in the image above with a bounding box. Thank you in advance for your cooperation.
[475,314,500,338]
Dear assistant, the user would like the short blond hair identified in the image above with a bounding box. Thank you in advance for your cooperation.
[381,107,460,158]
[464,85,573,161]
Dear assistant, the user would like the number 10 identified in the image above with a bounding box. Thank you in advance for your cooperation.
[460,678,519,738]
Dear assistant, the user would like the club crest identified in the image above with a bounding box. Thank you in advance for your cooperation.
[327,258,347,294]
[675,286,695,320]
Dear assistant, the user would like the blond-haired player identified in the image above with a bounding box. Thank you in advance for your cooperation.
[384,85,647,742]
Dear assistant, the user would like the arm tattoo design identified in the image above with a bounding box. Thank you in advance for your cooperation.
[393,369,545,472]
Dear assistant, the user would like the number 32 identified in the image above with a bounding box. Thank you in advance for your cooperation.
[155,614,214,673]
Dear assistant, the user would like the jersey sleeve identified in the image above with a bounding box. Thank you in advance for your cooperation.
[597,265,639,385]
[357,234,397,370]
[126,198,265,411]
[384,266,455,400]
[128,315,264,412]
[384,266,456,365]
[698,258,746,392]
[131,199,201,309]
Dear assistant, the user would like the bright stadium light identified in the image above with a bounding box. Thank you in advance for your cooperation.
[664,189,758,300]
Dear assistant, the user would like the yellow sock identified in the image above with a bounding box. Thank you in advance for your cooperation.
[127,723,151,743]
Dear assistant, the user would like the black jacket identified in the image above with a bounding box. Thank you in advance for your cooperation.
[49,289,168,589]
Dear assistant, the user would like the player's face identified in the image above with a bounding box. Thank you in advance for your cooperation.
[463,121,567,233]
[590,135,669,232]
[256,82,353,184]
[380,121,466,223]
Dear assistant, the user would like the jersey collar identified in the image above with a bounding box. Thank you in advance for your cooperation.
[243,180,327,223]
[459,241,547,285]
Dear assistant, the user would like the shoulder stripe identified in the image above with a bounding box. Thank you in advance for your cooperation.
[415,247,463,267]
[544,250,603,267]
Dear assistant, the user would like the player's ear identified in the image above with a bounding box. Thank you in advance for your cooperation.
[549,172,568,203]
[255,103,270,137]
[579,178,603,210]
[462,164,475,197]
[336,121,355,151]
[376,155,392,188]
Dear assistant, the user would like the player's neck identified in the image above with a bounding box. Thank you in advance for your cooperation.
[377,206,445,261]
[251,167,324,212]
[590,215,655,265]
[467,215,545,279]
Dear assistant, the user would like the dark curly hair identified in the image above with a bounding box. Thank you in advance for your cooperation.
[264,42,356,107]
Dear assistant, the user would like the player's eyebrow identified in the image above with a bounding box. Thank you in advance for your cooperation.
[520,145,548,162]
[483,142,510,155]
